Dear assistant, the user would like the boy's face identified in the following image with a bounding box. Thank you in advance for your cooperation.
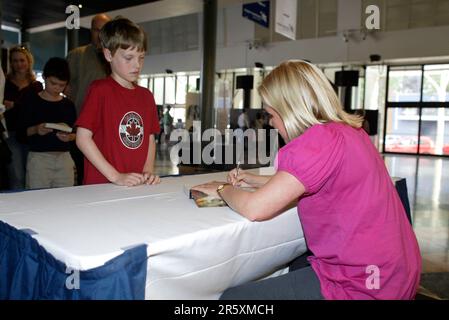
[44,76,68,97]
[104,47,145,85]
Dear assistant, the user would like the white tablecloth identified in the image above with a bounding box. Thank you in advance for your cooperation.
[0,168,306,299]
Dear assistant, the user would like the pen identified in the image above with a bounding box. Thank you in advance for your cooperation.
[236,161,240,178]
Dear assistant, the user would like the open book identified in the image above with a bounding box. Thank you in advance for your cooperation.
[44,123,73,133]
[185,185,256,208]
[189,189,227,208]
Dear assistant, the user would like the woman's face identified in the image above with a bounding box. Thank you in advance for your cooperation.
[11,51,29,75]
[265,106,289,142]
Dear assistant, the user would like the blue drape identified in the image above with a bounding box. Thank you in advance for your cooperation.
[395,178,412,225]
[0,221,147,300]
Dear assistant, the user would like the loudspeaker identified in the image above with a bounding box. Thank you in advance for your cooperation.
[335,70,359,87]
[236,75,254,89]
[364,110,379,136]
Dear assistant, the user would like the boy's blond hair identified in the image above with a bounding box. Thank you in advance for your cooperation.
[99,16,147,55]
[258,60,363,141]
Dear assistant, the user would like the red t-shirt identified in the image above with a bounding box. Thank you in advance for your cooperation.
[76,77,160,185]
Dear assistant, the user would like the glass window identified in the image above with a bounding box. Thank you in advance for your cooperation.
[176,76,188,104]
[172,107,186,124]
[420,108,448,155]
[164,76,176,105]
[188,74,200,92]
[423,64,449,102]
[351,76,364,110]
[365,66,387,110]
[388,68,422,102]
[385,108,419,154]
[153,77,164,105]
[138,77,148,88]
[148,78,154,93]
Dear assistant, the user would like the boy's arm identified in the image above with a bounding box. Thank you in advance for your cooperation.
[76,127,145,186]
[142,134,160,185]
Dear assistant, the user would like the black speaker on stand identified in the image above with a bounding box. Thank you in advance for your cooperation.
[335,70,359,113]
[236,75,254,109]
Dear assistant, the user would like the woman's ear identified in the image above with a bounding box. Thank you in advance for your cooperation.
[103,48,112,62]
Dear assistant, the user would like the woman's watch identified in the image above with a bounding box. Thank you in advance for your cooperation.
[216,183,230,195]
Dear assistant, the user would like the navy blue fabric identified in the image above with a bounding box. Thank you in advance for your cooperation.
[0,221,147,300]
[395,178,412,225]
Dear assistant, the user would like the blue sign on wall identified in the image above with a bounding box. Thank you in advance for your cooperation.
[242,1,270,28]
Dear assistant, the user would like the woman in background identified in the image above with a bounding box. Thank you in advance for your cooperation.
[3,45,43,190]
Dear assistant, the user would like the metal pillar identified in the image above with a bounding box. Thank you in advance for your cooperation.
[200,0,217,130]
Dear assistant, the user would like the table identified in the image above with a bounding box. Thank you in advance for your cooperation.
[0,168,306,300]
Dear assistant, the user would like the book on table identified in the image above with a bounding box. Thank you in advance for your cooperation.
[185,185,256,208]
[44,123,73,133]
[189,189,227,208]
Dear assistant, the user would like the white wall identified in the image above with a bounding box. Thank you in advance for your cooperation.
[140,1,449,74]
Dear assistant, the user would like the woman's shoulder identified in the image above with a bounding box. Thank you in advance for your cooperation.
[295,122,344,141]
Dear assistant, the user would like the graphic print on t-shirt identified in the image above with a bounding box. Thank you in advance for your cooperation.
[119,111,144,149]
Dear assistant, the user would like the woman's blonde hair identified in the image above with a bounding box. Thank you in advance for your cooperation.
[7,45,36,82]
[258,60,362,141]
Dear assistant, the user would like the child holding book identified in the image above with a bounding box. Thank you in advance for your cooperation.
[18,57,76,189]
[76,17,160,186]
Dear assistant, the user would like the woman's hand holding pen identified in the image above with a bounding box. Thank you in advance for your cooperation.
[227,169,270,188]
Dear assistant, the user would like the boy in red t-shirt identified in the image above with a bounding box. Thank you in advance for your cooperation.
[76,17,160,186]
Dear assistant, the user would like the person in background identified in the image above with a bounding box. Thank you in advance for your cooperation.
[66,13,111,185]
[0,66,11,190]
[17,58,76,189]
[237,108,250,131]
[156,106,164,145]
[193,60,421,300]
[76,17,160,187]
[254,111,264,130]
[3,45,43,190]
[162,105,173,145]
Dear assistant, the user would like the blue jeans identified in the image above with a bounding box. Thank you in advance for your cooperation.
[5,132,28,190]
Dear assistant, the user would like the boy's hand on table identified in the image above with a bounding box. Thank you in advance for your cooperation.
[112,172,146,187]
[143,172,160,185]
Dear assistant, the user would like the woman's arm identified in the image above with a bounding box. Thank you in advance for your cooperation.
[223,171,305,221]
[227,169,271,188]
[193,171,305,221]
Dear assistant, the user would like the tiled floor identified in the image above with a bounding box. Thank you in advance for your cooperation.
[384,155,449,274]
[155,145,449,276]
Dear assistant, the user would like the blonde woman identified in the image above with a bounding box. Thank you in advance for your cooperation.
[3,46,43,189]
[192,60,421,300]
